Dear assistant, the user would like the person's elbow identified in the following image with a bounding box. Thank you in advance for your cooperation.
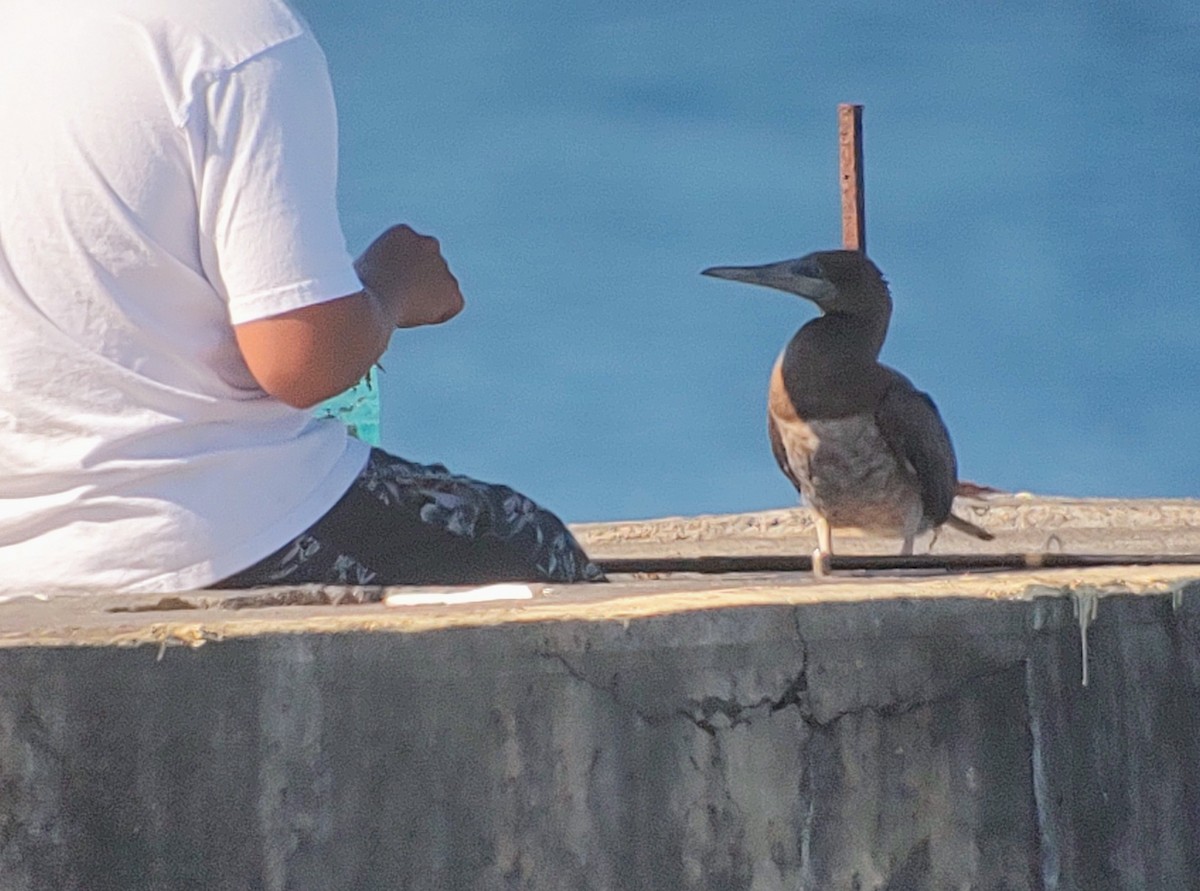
[244,357,351,410]
[233,294,389,410]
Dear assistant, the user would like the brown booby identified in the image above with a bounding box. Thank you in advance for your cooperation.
[702,249,992,575]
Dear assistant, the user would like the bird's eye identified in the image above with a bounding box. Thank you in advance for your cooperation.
[793,260,822,279]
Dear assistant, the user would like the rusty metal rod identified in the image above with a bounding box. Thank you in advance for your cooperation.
[598,553,1200,575]
[838,103,866,253]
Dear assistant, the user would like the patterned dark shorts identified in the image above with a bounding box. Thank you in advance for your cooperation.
[214,448,605,587]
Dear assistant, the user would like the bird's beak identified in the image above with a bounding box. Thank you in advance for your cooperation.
[701,259,834,306]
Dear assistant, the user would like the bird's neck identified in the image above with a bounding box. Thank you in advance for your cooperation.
[810,309,890,359]
[780,312,892,418]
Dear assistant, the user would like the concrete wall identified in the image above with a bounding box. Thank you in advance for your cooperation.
[2,583,1199,890]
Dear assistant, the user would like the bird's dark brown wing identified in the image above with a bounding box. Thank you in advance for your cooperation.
[874,374,958,526]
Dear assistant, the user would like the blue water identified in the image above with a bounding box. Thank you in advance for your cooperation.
[294,0,1200,521]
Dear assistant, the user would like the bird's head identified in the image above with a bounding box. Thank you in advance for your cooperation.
[701,249,889,318]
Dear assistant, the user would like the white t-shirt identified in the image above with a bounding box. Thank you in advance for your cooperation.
[0,0,371,592]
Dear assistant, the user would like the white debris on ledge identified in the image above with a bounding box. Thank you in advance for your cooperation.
[383,584,537,608]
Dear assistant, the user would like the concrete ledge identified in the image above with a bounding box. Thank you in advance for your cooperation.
[572,495,1200,558]
[2,498,1200,889]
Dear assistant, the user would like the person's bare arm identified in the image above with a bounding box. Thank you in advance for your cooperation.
[233,225,464,409]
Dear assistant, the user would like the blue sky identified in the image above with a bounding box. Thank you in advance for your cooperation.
[293,1,1199,521]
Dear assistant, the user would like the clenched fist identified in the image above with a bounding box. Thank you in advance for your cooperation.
[354,224,465,328]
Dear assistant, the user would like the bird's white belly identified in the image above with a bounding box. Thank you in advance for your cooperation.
[775,413,926,537]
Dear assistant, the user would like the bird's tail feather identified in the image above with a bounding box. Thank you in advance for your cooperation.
[946,513,994,541]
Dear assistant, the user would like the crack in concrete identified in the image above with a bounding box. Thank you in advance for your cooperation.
[536,650,672,728]
[538,639,812,737]
[541,608,1021,742]
[798,661,1023,731]
[538,647,811,736]
[679,671,808,737]
[538,611,818,737]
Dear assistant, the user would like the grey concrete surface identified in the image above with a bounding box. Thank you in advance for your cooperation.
[2,497,1200,890]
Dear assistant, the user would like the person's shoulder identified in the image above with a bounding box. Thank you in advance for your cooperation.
[124,0,313,70]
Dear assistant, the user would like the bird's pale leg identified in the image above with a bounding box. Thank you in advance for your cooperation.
[813,515,833,577]
[900,535,914,556]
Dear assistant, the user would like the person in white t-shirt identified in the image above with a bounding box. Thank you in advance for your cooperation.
[0,0,603,591]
